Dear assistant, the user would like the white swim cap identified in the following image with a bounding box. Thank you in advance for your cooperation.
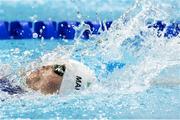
[59,59,96,95]
[42,58,96,95]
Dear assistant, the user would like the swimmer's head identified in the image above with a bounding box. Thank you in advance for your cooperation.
[26,59,96,95]
[26,65,66,94]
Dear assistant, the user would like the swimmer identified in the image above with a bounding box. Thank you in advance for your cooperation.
[0,58,96,95]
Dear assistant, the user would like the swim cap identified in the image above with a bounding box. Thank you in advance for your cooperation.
[42,58,96,95]
[59,59,96,95]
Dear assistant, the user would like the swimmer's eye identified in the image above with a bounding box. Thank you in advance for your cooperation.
[52,64,66,77]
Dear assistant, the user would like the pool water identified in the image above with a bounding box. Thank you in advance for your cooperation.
[0,36,179,119]
[0,0,180,119]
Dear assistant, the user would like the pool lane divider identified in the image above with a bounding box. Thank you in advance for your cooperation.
[0,20,179,40]
[58,21,81,39]
[0,21,112,40]
[10,21,32,39]
[148,21,180,39]
[0,21,10,39]
[34,21,57,39]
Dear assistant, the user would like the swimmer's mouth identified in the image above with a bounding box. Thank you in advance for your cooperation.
[52,64,66,77]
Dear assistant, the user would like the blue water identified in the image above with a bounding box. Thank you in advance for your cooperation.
[0,0,180,119]
[0,39,179,119]
[0,0,135,21]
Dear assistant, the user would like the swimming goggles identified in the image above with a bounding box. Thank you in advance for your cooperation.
[52,64,66,77]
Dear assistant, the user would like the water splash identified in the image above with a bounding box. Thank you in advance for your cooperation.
[0,0,179,95]
[26,0,180,94]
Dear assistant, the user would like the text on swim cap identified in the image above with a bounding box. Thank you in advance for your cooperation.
[75,76,82,90]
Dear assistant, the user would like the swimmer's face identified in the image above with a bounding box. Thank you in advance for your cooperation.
[26,65,64,94]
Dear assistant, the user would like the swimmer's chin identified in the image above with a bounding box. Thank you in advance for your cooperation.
[25,88,60,96]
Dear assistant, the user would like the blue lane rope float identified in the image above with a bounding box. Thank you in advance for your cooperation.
[82,21,101,39]
[34,21,57,39]
[10,21,32,39]
[0,21,113,40]
[58,21,80,40]
[165,22,180,38]
[148,20,180,38]
[102,21,113,31]
[0,21,10,39]
[0,20,179,40]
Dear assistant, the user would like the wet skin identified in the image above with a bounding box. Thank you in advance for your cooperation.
[26,65,63,94]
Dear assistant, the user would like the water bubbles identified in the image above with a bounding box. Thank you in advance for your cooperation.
[42,26,45,29]
[32,33,38,38]
[11,48,20,54]
[23,51,32,57]
[77,11,82,19]
[29,15,38,22]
